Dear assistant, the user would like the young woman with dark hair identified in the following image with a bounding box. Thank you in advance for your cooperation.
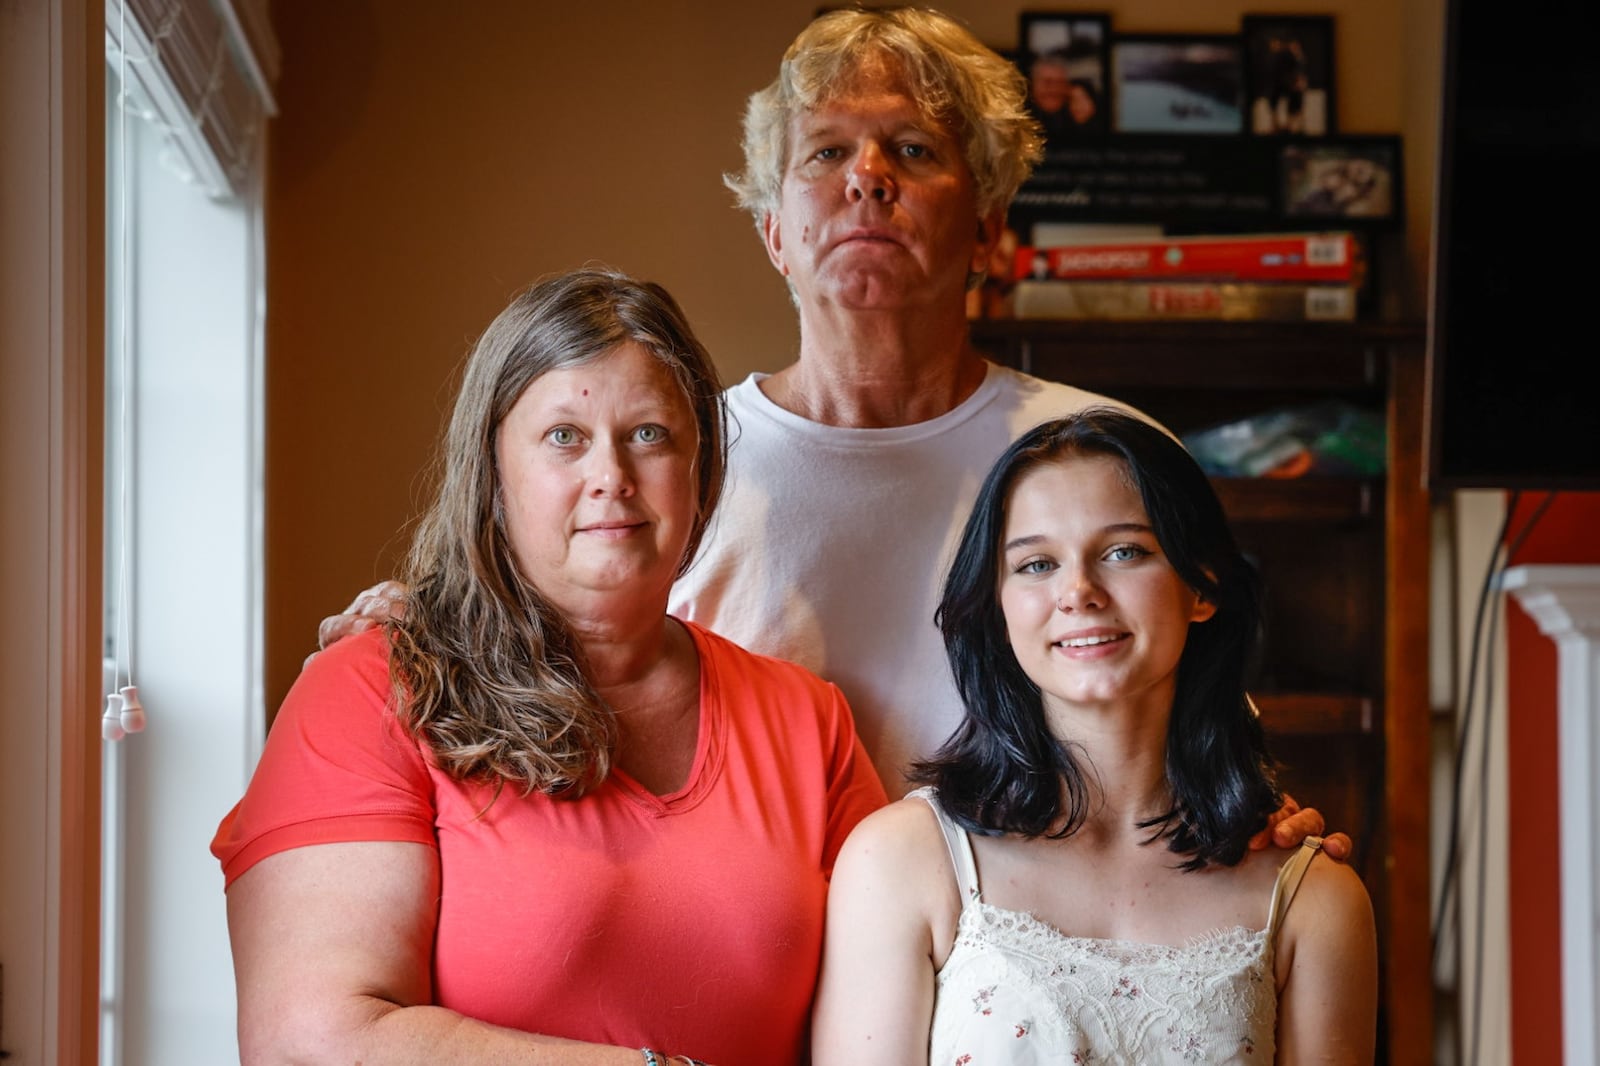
[812,407,1376,1064]
[924,407,1276,863]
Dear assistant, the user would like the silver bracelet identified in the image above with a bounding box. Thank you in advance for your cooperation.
[640,1050,664,1066]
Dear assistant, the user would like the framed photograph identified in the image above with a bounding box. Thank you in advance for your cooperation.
[1243,15,1336,135]
[1110,34,1245,135]
[1017,12,1112,140]
[1281,139,1400,222]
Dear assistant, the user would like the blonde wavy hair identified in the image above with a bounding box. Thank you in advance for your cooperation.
[387,268,726,797]
[724,6,1044,223]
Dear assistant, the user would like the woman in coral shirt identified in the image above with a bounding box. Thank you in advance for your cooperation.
[212,268,886,1066]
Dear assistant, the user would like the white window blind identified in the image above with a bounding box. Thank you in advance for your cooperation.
[105,0,279,200]
[100,3,277,1063]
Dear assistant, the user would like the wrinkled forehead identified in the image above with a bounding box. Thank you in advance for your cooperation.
[784,56,964,174]
[810,50,948,123]
[828,50,909,94]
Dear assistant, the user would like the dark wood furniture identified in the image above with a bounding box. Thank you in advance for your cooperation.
[970,318,1432,1066]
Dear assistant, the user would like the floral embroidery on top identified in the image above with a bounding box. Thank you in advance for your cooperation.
[913,785,1317,1065]
[933,907,1279,1064]
[1168,1026,1205,1062]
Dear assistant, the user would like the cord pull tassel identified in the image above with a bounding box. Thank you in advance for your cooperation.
[119,684,146,734]
[103,692,127,742]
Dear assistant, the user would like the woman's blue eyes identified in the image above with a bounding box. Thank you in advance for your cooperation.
[545,425,667,446]
[1012,545,1151,573]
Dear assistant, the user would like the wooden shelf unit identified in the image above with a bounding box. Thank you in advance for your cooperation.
[971,318,1432,1066]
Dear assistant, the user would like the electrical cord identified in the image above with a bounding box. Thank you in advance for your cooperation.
[1468,553,1504,1066]
[1431,494,1516,961]
[1504,493,1556,563]
[1470,492,1554,1066]
[1431,491,1556,1065]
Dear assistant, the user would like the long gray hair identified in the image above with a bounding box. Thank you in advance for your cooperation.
[388,267,726,795]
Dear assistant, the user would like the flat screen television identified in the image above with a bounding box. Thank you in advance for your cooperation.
[1425,0,1600,490]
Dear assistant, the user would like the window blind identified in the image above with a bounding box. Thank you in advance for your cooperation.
[105,0,279,199]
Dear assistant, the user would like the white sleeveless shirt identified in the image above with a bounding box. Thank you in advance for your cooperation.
[914,787,1322,1065]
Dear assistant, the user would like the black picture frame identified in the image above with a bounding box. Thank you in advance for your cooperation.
[1242,15,1336,136]
[1016,11,1113,141]
[1109,34,1245,135]
[1280,138,1401,223]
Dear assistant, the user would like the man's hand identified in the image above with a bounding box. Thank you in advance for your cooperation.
[303,580,410,669]
[1250,793,1353,862]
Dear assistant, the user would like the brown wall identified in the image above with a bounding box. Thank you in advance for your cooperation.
[264,0,1436,716]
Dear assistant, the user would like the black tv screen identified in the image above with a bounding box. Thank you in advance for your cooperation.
[1426,0,1600,490]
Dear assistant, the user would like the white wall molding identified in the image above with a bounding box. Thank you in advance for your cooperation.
[1502,564,1600,1066]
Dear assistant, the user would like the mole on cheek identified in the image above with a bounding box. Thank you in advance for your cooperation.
[582,389,589,396]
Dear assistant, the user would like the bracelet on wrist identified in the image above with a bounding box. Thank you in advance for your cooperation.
[644,1046,710,1066]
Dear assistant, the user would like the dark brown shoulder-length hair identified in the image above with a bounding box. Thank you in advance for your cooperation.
[387,267,727,796]
[912,407,1280,869]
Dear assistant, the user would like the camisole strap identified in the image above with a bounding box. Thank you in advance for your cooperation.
[908,786,981,908]
[1265,834,1324,944]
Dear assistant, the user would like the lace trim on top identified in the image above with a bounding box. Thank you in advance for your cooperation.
[933,902,1277,1064]
[915,787,1306,1065]
[958,899,1269,970]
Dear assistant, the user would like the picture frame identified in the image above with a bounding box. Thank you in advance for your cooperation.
[1242,15,1336,136]
[1109,34,1245,135]
[1280,138,1401,223]
[1016,11,1113,140]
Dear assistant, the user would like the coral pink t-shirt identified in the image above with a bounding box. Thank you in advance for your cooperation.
[211,621,887,1065]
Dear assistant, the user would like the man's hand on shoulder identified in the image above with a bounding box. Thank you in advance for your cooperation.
[303,580,411,669]
[1250,793,1353,862]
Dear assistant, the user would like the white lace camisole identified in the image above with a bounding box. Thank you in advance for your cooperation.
[914,786,1322,1065]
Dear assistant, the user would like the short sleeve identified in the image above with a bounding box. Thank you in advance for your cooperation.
[210,627,438,888]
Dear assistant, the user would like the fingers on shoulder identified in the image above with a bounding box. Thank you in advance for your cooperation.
[1319,830,1355,862]
[1276,804,1326,842]
[317,613,367,651]
[356,579,409,614]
